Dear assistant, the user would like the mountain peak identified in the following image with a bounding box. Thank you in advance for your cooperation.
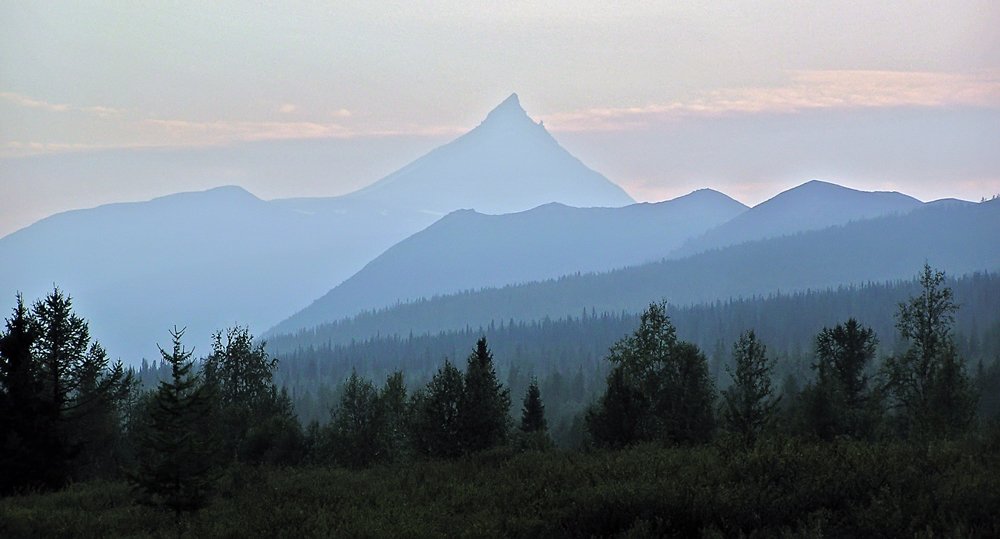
[481,92,532,126]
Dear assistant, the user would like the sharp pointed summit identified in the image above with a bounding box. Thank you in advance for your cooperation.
[481,92,533,126]
[343,93,635,213]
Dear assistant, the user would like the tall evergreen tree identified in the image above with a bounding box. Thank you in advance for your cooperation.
[517,378,552,450]
[0,294,46,493]
[722,330,779,445]
[520,379,547,433]
[808,318,880,439]
[458,337,511,453]
[882,264,976,438]
[131,328,218,519]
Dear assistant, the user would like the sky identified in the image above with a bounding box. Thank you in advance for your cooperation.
[2,1,999,236]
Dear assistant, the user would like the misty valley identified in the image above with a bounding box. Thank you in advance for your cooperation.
[3,96,1000,537]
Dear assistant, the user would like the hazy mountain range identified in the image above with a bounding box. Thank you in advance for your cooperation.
[0,95,631,361]
[268,189,747,335]
[3,94,996,362]
[272,198,999,347]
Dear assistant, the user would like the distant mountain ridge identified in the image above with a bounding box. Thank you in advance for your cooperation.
[268,180,935,335]
[671,180,924,257]
[268,188,748,336]
[269,198,1000,346]
[0,94,635,362]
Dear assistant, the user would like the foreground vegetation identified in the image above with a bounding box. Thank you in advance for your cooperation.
[3,438,1000,538]
[2,264,998,536]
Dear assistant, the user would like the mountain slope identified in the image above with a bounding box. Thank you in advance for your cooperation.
[673,180,923,257]
[271,198,999,346]
[342,93,634,213]
[0,94,635,362]
[268,189,747,335]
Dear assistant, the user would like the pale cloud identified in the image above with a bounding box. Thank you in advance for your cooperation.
[141,117,463,146]
[144,118,352,143]
[0,92,71,112]
[544,70,1000,132]
[278,103,297,114]
[0,91,125,116]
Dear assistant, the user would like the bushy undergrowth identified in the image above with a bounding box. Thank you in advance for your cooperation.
[2,437,999,538]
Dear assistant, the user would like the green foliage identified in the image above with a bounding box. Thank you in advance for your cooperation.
[520,379,547,434]
[329,371,385,467]
[202,326,302,463]
[721,330,779,445]
[410,360,465,458]
[588,302,715,446]
[130,327,219,518]
[806,318,881,440]
[0,289,135,493]
[882,265,976,438]
[378,371,411,462]
[458,337,512,453]
[6,439,1000,537]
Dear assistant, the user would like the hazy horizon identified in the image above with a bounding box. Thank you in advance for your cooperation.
[3,2,999,237]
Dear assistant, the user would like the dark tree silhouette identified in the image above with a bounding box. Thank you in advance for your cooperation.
[882,264,975,438]
[722,330,779,445]
[809,318,880,439]
[330,370,384,467]
[410,360,465,458]
[131,328,218,519]
[520,379,547,433]
[588,302,715,446]
[458,337,511,453]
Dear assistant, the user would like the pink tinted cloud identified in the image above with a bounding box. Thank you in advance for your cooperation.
[545,70,1000,132]
[0,92,125,116]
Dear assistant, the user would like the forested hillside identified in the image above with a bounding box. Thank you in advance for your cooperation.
[258,272,1000,433]
[270,199,1000,347]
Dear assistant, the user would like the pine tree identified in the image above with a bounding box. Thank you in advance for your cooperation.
[722,330,779,445]
[131,327,218,519]
[458,337,511,453]
[0,294,46,493]
[517,379,552,450]
[811,318,880,439]
[520,379,547,433]
[587,366,646,447]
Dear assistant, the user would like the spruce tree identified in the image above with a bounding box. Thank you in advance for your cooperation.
[0,294,46,493]
[458,337,511,453]
[520,379,547,433]
[518,379,552,450]
[131,327,218,519]
[722,330,779,445]
[811,318,880,439]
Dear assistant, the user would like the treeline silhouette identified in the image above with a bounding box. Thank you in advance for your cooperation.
[257,272,1000,438]
[3,265,1000,535]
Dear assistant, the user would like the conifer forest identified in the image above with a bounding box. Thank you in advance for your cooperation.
[3,265,1000,537]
